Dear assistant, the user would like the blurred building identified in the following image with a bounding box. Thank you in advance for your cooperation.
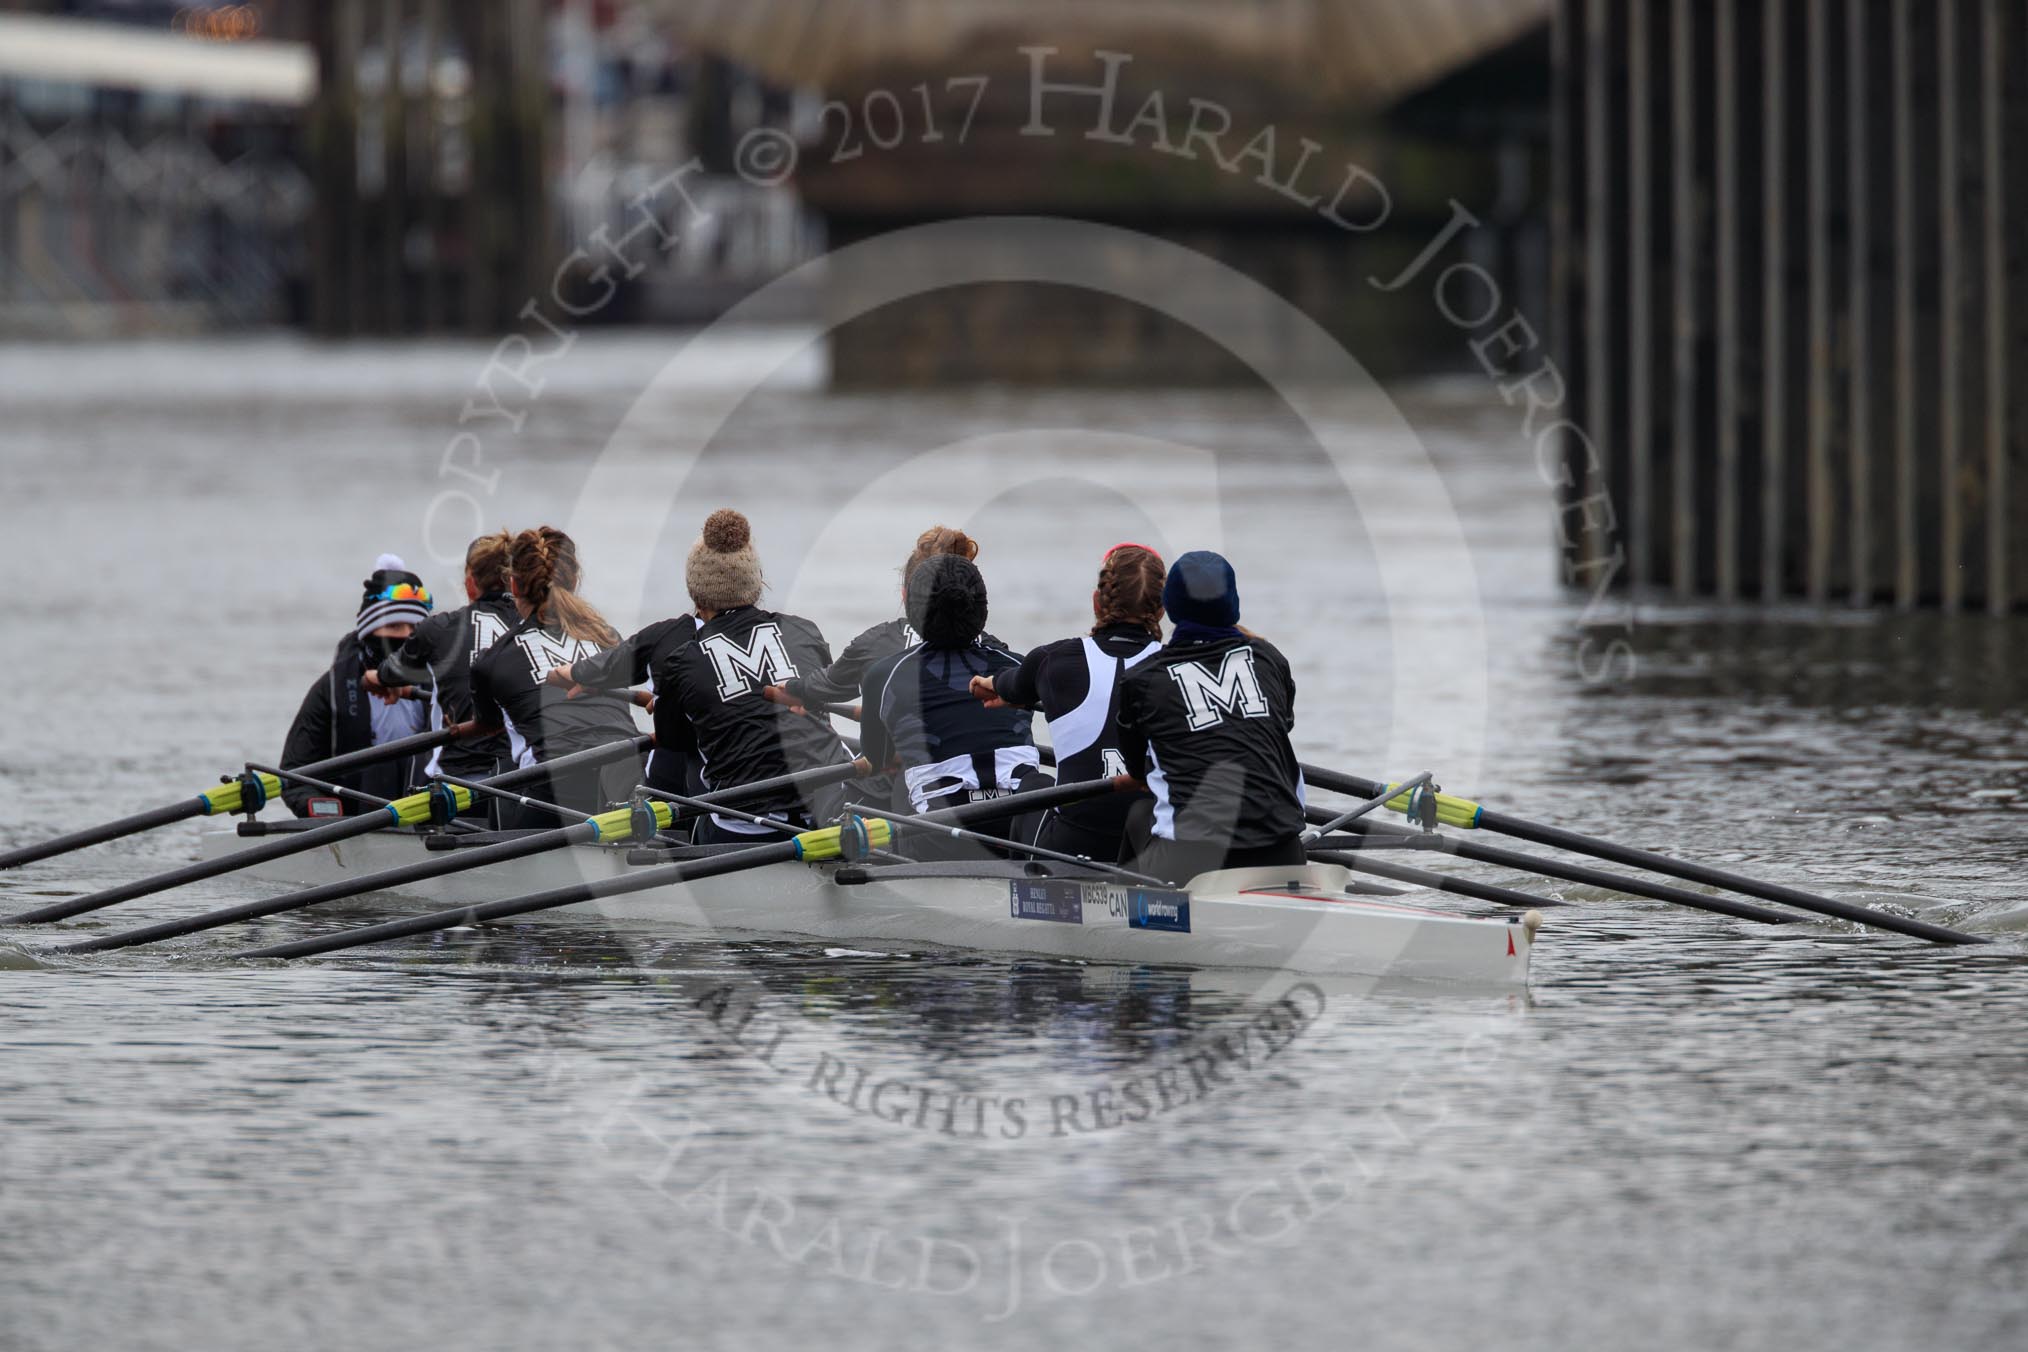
[0,1,311,334]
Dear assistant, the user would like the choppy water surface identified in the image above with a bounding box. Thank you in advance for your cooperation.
[1,333,2023,1351]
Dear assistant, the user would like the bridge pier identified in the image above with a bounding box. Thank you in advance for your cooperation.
[308,0,549,336]
[1554,0,2028,613]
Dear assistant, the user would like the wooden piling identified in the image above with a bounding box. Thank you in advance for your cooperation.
[1715,0,1740,603]
[1979,0,2008,615]
[1670,0,1698,598]
[1627,0,1652,593]
[1761,0,1788,602]
[1846,0,1872,605]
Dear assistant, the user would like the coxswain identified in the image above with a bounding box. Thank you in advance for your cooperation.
[859,554,1039,858]
[640,509,853,844]
[469,526,644,828]
[1114,550,1307,883]
[277,555,435,817]
[363,530,519,814]
[969,543,1164,862]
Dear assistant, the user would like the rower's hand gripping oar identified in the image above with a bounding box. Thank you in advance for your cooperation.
[6,735,654,925]
[1297,763,1985,945]
[63,761,867,955]
[237,775,1132,961]
[0,723,472,871]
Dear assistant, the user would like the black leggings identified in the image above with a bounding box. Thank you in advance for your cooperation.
[1130,836,1309,887]
[1031,809,1129,865]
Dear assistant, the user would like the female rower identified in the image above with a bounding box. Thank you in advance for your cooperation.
[546,612,699,797]
[764,525,989,715]
[365,530,518,797]
[969,543,1164,862]
[859,554,1037,858]
[278,555,434,816]
[469,526,644,828]
[639,509,853,844]
[1114,550,1307,884]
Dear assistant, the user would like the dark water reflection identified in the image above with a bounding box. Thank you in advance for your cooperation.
[1,335,2023,1351]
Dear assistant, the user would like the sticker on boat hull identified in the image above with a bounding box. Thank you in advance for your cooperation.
[1128,890,1191,933]
[1009,880,1084,924]
[1008,881,1192,933]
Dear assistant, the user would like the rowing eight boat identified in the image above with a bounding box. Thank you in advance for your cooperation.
[194,821,1539,986]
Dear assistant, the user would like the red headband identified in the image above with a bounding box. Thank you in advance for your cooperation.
[1103,541,1159,562]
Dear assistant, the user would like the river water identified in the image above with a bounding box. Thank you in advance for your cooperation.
[1,332,2023,1351]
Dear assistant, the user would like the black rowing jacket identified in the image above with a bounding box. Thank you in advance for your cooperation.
[650,606,852,833]
[781,616,1006,710]
[280,633,429,816]
[374,590,518,780]
[1115,633,1305,851]
[566,614,701,792]
[860,637,1039,812]
[991,623,1162,834]
[470,615,641,768]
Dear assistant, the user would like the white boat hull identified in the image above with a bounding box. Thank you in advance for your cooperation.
[198,826,1538,986]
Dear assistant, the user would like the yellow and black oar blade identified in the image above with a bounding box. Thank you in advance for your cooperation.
[1300,762,1985,946]
[7,735,649,925]
[239,774,1124,961]
[0,724,465,872]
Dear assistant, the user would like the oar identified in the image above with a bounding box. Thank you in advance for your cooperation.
[6,735,653,925]
[61,762,867,955]
[237,776,1128,961]
[638,781,1169,886]
[245,762,481,835]
[1300,764,1985,946]
[1303,807,1799,926]
[1300,770,1434,843]
[0,724,469,871]
[1305,849,1564,911]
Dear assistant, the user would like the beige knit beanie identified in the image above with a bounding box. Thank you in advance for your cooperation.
[686,508,763,610]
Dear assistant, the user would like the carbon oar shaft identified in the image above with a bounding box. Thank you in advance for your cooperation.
[0,799,207,871]
[8,736,651,925]
[67,761,865,954]
[1306,850,1562,910]
[1307,810,1799,926]
[1301,764,1983,945]
[239,775,1125,960]
[0,724,469,871]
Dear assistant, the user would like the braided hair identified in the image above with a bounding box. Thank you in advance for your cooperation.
[1092,544,1165,638]
[508,526,620,646]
